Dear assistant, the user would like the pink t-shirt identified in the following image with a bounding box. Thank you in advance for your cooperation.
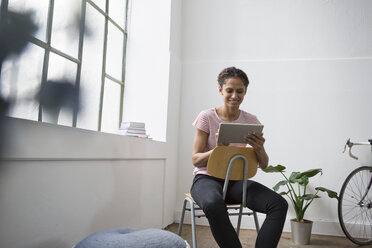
[192,108,261,175]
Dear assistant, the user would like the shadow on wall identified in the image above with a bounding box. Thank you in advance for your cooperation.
[0,8,81,157]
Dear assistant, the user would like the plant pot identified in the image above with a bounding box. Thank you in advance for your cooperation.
[290,218,313,245]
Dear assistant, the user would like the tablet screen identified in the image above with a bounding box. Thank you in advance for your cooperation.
[217,123,264,144]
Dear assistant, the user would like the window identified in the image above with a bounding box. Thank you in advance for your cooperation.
[0,0,130,133]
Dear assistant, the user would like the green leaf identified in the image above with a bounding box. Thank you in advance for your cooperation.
[273,180,288,192]
[297,168,323,179]
[263,164,286,173]
[294,176,309,186]
[289,172,301,181]
[288,171,309,186]
[263,164,337,222]
[315,187,339,200]
[300,194,320,200]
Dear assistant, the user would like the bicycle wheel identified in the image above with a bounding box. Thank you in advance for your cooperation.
[338,166,372,245]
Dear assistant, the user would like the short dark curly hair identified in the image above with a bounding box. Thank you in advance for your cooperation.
[217,67,249,88]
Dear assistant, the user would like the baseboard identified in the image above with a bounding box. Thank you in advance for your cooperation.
[174,210,346,237]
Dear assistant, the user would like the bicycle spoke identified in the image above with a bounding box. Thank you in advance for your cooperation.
[343,207,360,222]
[359,170,368,201]
[348,178,362,201]
[353,174,362,199]
[342,194,358,205]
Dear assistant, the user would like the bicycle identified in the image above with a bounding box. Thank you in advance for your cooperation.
[338,138,372,245]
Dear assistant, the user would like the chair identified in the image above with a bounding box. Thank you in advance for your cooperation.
[177,146,260,248]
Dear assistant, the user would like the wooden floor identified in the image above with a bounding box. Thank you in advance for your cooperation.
[165,223,364,248]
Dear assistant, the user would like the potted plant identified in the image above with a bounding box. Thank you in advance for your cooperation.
[263,165,338,245]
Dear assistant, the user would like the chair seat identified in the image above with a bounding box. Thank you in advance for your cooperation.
[185,193,244,207]
[185,193,193,200]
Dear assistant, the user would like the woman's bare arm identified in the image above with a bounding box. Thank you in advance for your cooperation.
[192,129,213,167]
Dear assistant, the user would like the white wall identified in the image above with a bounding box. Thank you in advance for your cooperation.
[176,0,372,236]
[123,0,171,142]
[0,118,167,248]
[122,0,183,226]
[164,0,183,226]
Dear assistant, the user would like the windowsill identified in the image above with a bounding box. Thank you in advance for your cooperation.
[1,117,167,161]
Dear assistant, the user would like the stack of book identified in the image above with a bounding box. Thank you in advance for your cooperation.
[117,121,149,138]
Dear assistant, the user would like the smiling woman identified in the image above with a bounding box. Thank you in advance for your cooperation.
[189,66,287,248]
[0,0,130,134]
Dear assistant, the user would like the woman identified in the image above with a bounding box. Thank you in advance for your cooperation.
[190,67,288,248]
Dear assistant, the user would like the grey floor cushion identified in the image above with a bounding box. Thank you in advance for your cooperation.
[75,228,188,248]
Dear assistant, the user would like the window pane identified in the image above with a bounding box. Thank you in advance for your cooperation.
[0,44,43,121]
[106,23,124,80]
[51,0,82,57]
[109,0,127,28]
[3,0,128,132]
[43,52,77,125]
[8,0,49,42]
[77,4,105,131]
[47,52,77,82]
[90,0,106,12]
[57,102,73,126]
[101,79,121,134]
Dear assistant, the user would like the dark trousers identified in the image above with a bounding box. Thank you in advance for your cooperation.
[190,174,288,248]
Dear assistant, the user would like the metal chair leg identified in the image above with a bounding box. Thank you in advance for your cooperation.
[188,198,197,248]
[178,198,188,236]
[236,204,243,236]
[178,197,198,247]
[253,211,260,233]
[180,200,258,248]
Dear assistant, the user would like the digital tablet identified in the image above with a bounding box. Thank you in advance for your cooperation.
[217,123,264,144]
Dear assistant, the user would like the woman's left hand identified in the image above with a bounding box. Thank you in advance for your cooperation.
[244,132,265,151]
[244,132,269,169]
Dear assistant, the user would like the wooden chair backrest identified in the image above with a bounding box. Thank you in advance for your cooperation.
[207,146,258,180]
